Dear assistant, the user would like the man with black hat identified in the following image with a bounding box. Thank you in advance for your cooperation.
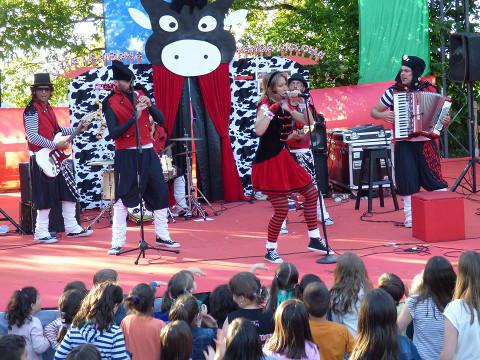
[371,55,450,227]
[282,73,333,235]
[103,60,180,255]
[23,73,93,243]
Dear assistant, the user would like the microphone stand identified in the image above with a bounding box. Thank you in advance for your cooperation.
[299,93,338,264]
[118,84,179,264]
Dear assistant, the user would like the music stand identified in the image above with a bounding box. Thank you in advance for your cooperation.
[117,88,179,264]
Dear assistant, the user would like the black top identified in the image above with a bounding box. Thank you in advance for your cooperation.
[227,308,275,344]
[254,106,294,164]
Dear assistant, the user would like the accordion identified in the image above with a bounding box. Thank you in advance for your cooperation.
[393,92,452,139]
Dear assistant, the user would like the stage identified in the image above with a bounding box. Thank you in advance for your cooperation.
[0,157,478,309]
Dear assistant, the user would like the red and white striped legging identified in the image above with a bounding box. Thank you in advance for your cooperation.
[267,183,318,242]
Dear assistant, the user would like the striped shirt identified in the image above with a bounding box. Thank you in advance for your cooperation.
[54,323,130,360]
[24,108,73,150]
[406,295,444,360]
[380,88,395,109]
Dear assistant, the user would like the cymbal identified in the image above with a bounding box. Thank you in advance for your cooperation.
[176,151,196,156]
[87,160,114,166]
[169,137,202,141]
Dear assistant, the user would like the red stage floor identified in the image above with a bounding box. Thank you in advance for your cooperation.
[0,157,478,308]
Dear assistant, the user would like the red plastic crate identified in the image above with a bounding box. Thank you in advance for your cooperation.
[412,192,465,242]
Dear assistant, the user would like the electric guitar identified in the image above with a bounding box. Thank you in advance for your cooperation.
[35,112,97,177]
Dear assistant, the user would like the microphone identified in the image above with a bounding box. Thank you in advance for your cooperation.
[284,91,309,99]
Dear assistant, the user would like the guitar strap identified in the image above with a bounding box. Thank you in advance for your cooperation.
[61,161,79,200]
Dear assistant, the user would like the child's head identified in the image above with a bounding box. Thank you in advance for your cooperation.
[63,281,88,295]
[93,269,118,285]
[65,344,101,360]
[161,270,195,313]
[160,320,193,360]
[228,272,266,307]
[6,287,40,328]
[350,288,398,360]
[73,282,123,331]
[303,281,330,318]
[224,318,264,360]
[125,283,155,315]
[0,334,27,360]
[378,273,406,305]
[57,290,87,343]
[208,284,238,325]
[454,251,480,324]
[331,252,372,315]
[169,294,199,325]
[267,263,300,312]
[299,274,323,298]
[419,256,456,311]
[266,299,313,359]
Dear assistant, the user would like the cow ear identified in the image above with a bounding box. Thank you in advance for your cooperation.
[141,0,170,16]
[224,9,248,27]
[129,8,152,30]
[214,0,234,12]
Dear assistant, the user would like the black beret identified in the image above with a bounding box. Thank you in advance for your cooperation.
[401,55,426,75]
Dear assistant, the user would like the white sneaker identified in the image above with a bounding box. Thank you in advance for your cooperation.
[34,235,58,244]
[404,220,412,228]
[280,222,288,235]
[319,217,334,226]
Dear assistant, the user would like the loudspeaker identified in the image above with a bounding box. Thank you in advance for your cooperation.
[449,32,480,82]
[19,202,81,235]
[19,162,32,203]
[313,150,331,196]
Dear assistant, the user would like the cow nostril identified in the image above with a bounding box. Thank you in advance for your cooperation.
[204,55,208,59]
[174,55,179,60]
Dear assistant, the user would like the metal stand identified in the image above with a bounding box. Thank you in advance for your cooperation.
[0,207,24,234]
[87,166,115,229]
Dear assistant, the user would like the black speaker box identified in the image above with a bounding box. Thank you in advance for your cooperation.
[19,162,32,203]
[449,32,480,82]
[19,201,81,235]
[313,150,331,196]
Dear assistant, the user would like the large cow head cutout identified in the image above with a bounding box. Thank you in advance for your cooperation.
[131,0,240,76]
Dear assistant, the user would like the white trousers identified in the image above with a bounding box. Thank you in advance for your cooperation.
[111,199,171,248]
[403,188,447,223]
[174,176,187,209]
[34,201,82,239]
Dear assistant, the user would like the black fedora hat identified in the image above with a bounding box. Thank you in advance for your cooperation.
[31,73,53,87]
[288,73,308,89]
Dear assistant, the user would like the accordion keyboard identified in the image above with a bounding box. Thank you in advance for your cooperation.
[393,93,410,139]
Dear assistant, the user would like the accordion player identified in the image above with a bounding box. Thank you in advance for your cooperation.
[393,92,452,139]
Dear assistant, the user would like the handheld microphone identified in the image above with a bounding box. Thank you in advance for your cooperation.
[284,91,309,99]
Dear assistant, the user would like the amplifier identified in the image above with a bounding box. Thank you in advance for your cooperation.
[327,133,395,191]
[19,162,32,203]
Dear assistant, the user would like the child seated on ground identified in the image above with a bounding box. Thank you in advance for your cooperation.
[160,320,193,360]
[6,287,50,360]
[303,281,354,360]
[265,263,300,314]
[0,334,28,360]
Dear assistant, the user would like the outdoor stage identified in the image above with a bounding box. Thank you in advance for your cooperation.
[0,157,478,309]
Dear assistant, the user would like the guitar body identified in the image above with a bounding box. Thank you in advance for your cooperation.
[35,133,70,177]
[34,112,97,178]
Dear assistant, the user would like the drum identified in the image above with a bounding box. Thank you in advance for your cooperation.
[160,155,177,181]
[101,169,115,200]
[128,203,154,223]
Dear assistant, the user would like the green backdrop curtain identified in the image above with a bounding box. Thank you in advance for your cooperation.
[358,0,430,84]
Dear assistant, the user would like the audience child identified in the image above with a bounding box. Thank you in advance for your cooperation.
[92,269,118,285]
[54,282,130,360]
[303,282,354,360]
[157,270,196,321]
[208,284,239,326]
[349,288,421,360]
[298,274,323,299]
[0,334,28,360]
[226,272,274,344]
[160,320,193,360]
[45,290,87,350]
[65,344,101,360]
[169,294,216,360]
[330,252,372,336]
[441,251,480,360]
[204,318,277,360]
[63,281,88,295]
[397,256,456,360]
[121,283,164,360]
[378,273,407,307]
[265,263,300,314]
[264,299,320,359]
[5,287,50,360]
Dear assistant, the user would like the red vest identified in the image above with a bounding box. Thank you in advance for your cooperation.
[25,100,61,152]
[107,89,152,150]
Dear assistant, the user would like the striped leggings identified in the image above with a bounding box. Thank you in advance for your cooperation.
[267,183,318,242]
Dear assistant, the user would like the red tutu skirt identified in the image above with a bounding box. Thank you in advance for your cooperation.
[252,148,311,195]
